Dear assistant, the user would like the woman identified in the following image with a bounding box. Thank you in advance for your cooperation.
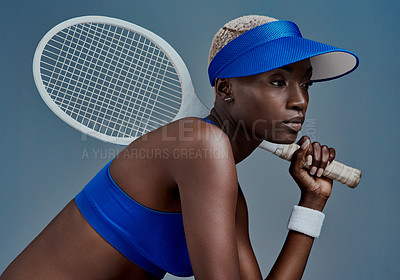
[1,15,358,279]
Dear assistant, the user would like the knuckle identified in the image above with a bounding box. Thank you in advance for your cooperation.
[329,148,336,159]
[322,146,329,161]
[312,142,321,150]
[298,135,310,146]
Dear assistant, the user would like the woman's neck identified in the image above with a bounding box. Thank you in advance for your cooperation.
[206,107,262,164]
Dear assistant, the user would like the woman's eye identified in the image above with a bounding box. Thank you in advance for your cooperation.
[271,80,286,87]
[302,81,313,90]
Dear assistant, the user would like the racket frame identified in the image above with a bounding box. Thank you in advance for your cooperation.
[33,15,208,146]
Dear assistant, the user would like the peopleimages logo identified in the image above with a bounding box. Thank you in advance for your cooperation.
[80,118,318,159]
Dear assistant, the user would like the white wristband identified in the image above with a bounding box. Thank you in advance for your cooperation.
[287,205,325,238]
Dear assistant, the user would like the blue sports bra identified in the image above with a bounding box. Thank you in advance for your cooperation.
[75,160,193,278]
[75,118,216,278]
[202,118,216,125]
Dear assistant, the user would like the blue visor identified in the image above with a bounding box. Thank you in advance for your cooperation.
[208,20,359,86]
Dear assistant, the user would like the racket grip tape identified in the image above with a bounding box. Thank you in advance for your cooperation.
[273,143,361,188]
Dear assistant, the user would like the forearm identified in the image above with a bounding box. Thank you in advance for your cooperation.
[266,230,314,280]
[265,196,327,280]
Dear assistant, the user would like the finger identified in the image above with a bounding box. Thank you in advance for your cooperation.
[296,136,311,148]
[316,145,330,177]
[289,137,310,176]
[328,147,336,165]
[310,142,321,176]
[296,136,312,166]
[305,139,314,167]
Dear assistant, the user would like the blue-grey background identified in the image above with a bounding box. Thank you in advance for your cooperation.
[1,1,399,279]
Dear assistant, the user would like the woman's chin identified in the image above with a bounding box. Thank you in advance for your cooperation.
[266,134,298,145]
[270,139,296,145]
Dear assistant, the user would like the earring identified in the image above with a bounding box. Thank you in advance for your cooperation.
[224,97,233,102]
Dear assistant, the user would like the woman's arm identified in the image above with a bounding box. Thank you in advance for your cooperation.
[171,119,334,279]
[171,122,242,280]
[266,136,335,279]
[236,185,263,279]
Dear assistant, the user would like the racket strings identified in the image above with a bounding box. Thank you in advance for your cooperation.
[42,24,148,135]
[69,23,129,135]
[56,24,115,134]
[43,22,178,135]
[39,22,183,138]
[43,24,135,136]
[74,22,161,135]
[55,23,183,104]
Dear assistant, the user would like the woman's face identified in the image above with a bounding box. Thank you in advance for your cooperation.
[229,59,313,144]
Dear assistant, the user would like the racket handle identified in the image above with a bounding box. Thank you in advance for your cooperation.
[259,141,361,188]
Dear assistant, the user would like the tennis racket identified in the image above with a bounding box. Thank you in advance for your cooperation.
[33,15,361,188]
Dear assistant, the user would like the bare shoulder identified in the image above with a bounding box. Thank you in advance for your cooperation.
[166,117,230,147]
[165,117,236,183]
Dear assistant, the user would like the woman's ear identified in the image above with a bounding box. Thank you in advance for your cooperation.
[215,78,233,101]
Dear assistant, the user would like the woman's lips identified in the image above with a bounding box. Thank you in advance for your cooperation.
[283,122,302,132]
[282,116,304,132]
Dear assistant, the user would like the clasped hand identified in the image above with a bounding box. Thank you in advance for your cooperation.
[289,136,336,211]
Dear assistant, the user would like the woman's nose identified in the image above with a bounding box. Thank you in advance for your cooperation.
[287,85,308,112]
